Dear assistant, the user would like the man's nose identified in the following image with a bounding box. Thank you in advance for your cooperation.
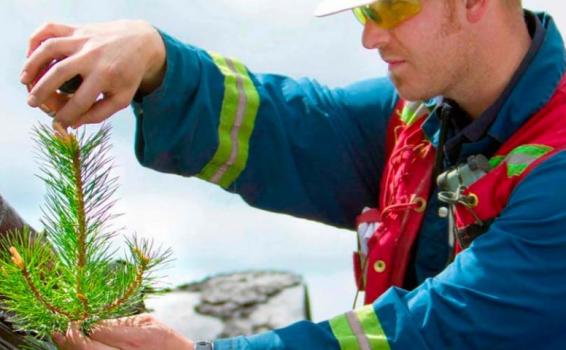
[362,21,391,49]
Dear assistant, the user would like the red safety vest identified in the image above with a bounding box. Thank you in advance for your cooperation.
[356,74,566,304]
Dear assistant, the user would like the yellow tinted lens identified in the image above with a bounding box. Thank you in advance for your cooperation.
[352,7,368,25]
[363,0,422,29]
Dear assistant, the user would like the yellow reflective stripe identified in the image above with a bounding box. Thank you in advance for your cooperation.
[489,155,505,169]
[356,305,391,350]
[509,144,553,158]
[506,144,553,176]
[490,145,554,176]
[215,58,260,187]
[329,306,390,350]
[198,52,260,188]
[329,313,361,350]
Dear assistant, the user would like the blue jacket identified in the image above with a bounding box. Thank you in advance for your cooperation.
[132,11,566,350]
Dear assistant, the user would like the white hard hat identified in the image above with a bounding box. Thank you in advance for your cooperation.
[314,0,374,17]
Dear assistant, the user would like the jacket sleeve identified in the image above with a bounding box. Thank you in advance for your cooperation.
[213,150,566,350]
[131,31,399,229]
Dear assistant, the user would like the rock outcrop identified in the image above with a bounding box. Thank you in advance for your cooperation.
[146,271,311,340]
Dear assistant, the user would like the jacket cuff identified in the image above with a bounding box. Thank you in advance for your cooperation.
[213,331,285,350]
[132,29,201,108]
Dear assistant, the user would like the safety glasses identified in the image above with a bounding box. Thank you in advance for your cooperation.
[353,0,422,29]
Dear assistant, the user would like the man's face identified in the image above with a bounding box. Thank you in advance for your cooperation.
[362,0,473,101]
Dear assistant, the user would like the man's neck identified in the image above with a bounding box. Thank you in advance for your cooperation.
[450,13,532,119]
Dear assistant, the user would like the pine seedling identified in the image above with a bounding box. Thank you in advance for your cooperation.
[0,123,171,342]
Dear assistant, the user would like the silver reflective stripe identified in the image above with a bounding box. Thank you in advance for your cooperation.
[506,152,539,167]
[209,57,248,184]
[198,52,260,189]
[346,311,372,350]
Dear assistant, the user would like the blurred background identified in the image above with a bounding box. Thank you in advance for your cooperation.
[1,0,564,322]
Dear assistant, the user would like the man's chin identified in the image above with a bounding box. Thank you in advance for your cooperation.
[391,76,435,102]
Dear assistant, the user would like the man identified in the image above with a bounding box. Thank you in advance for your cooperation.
[20,0,566,349]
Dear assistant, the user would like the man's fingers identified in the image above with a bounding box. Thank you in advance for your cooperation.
[22,20,160,125]
[38,92,69,118]
[21,36,83,86]
[71,93,132,128]
[53,328,120,350]
[55,75,104,126]
[88,314,159,348]
[27,22,75,58]
[27,56,84,109]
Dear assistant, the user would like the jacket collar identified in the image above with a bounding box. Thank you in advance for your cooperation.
[422,11,566,158]
[488,11,566,143]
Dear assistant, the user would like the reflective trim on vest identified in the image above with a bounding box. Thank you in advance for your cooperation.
[489,144,553,177]
[329,305,391,350]
[489,155,505,169]
[197,52,260,188]
[400,101,429,126]
[506,144,553,176]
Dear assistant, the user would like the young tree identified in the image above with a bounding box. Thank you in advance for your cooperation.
[0,123,171,347]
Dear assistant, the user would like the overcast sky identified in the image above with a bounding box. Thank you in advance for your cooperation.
[1,1,565,321]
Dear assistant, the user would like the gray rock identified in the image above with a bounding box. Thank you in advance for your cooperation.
[145,291,225,341]
[146,271,310,340]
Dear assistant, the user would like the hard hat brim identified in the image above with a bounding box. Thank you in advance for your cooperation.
[314,0,375,17]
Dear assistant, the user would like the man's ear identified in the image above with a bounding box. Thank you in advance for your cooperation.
[464,0,488,23]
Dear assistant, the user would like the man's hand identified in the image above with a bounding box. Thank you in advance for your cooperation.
[53,314,194,350]
[21,20,166,128]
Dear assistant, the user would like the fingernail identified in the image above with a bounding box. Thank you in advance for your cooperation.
[28,94,38,107]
